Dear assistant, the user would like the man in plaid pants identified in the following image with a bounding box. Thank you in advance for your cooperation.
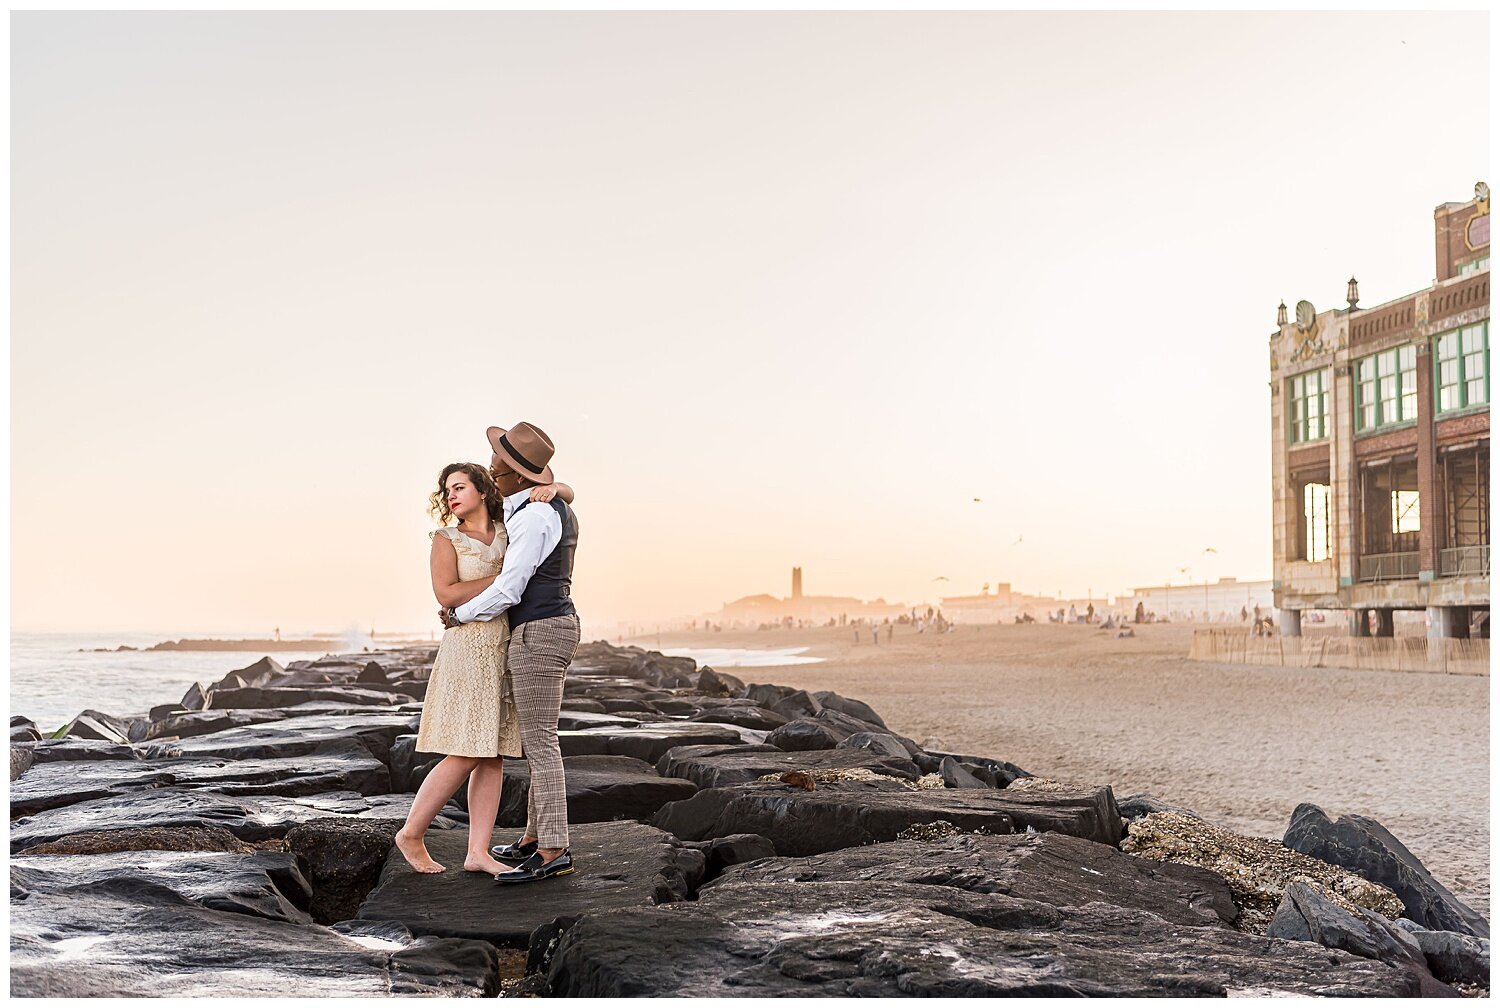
[442,421,581,884]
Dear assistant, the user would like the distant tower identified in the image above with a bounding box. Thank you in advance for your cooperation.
[791,567,803,600]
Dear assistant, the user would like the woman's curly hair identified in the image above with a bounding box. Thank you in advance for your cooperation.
[429,462,504,525]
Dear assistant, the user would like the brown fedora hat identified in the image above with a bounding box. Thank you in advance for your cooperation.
[487,422,556,485]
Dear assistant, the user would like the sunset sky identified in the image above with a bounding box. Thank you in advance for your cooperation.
[11,11,1489,635]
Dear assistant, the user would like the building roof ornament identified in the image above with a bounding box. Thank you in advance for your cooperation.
[1287,299,1325,363]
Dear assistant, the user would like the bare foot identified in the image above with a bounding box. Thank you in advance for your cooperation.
[395,829,446,873]
[463,853,510,874]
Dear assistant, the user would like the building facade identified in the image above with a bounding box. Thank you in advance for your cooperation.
[938,583,1067,623]
[1269,184,1490,638]
[1122,578,1275,623]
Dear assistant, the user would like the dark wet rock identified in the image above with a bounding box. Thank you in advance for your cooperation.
[811,690,888,729]
[915,750,1031,785]
[481,755,697,826]
[628,653,698,689]
[940,755,991,789]
[555,710,645,731]
[63,709,136,745]
[12,849,315,925]
[766,718,841,752]
[559,722,748,763]
[11,788,462,852]
[1124,811,1406,933]
[742,682,798,708]
[807,708,923,756]
[205,685,401,710]
[141,712,419,764]
[285,818,403,924]
[1393,920,1491,987]
[594,700,672,718]
[545,879,1436,997]
[1267,881,1437,984]
[15,825,260,855]
[356,660,392,684]
[1120,792,1202,822]
[647,698,700,716]
[686,706,788,731]
[12,745,35,781]
[770,689,823,720]
[143,705,399,742]
[19,738,141,763]
[211,656,286,691]
[1283,803,1489,938]
[656,743,920,790]
[387,734,432,793]
[180,681,208,711]
[653,779,1123,855]
[837,731,910,760]
[565,682,671,704]
[11,759,178,815]
[697,667,745,697]
[560,698,608,713]
[714,831,1238,928]
[679,833,777,884]
[10,740,391,815]
[10,888,499,996]
[12,716,42,743]
[339,680,427,702]
[357,821,700,950]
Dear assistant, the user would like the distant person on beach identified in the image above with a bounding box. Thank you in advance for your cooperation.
[396,456,574,878]
[872,624,880,645]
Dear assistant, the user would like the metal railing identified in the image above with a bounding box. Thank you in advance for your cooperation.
[1358,551,1421,582]
[1441,544,1490,578]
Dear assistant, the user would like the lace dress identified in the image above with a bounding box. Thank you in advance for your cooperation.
[414,526,524,758]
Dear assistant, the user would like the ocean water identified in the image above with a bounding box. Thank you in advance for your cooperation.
[659,646,823,669]
[9,634,817,735]
[9,633,350,733]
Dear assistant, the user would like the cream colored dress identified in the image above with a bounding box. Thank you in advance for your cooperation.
[414,526,524,758]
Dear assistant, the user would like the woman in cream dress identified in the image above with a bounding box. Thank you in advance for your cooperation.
[394,462,574,875]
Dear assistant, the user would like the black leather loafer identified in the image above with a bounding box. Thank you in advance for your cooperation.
[490,837,538,862]
[494,849,574,885]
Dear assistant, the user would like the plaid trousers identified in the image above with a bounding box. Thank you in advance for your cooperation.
[506,612,580,848]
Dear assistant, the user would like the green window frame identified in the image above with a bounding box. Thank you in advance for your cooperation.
[1355,346,1417,431]
[1435,321,1489,412]
[1457,256,1489,276]
[1303,482,1331,562]
[1288,369,1328,443]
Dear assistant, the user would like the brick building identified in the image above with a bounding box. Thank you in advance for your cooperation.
[1270,183,1489,638]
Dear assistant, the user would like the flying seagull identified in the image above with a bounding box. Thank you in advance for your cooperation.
[1012,535,1023,546]
[933,576,949,581]
[972,498,983,503]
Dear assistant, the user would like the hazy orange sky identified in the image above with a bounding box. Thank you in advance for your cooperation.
[11,12,1489,635]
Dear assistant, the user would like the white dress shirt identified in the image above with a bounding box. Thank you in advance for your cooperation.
[453,487,563,624]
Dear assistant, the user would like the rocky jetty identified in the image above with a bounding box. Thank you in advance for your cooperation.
[10,642,1487,997]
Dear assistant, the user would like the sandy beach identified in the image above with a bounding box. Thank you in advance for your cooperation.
[628,621,1489,919]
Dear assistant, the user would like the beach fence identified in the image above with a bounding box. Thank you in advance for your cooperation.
[1190,630,1489,676]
